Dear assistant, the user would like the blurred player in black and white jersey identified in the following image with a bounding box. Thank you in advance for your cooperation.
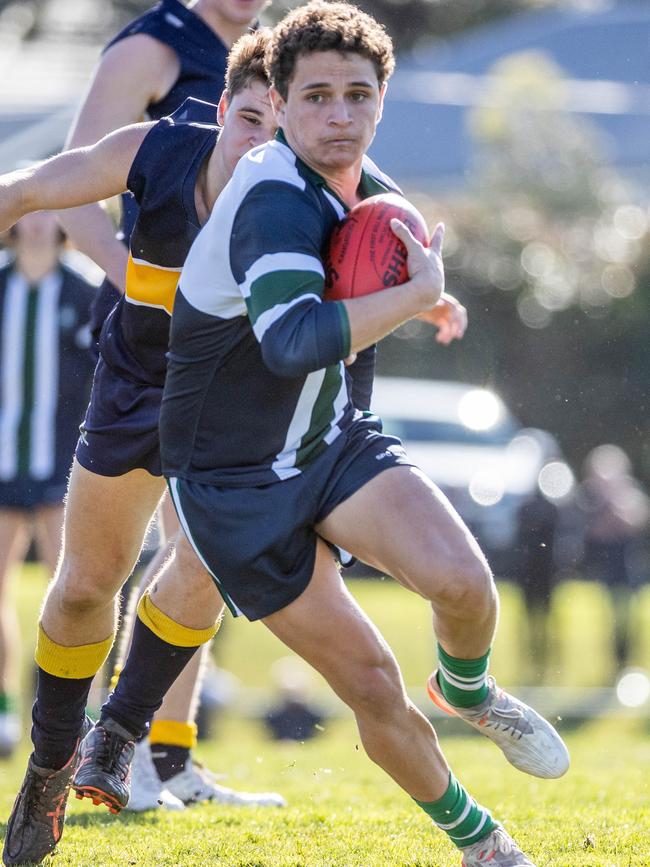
[0,214,94,759]
[56,0,283,815]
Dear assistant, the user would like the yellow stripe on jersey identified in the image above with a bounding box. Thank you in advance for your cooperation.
[125,254,182,315]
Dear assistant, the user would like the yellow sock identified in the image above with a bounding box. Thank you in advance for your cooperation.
[137,593,220,646]
[149,720,197,749]
[35,624,114,680]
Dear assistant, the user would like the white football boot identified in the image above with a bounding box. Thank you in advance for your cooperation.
[165,760,287,807]
[125,739,185,812]
[461,827,536,866]
[427,672,569,779]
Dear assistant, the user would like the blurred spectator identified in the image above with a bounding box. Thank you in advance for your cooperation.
[0,214,95,757]
[577,445,650,674]
[264,657,325,742]
[513,489,560,683]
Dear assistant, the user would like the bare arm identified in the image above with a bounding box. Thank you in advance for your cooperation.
[0,124,151,236]
[342,221,445,354]
[59,35,180,289]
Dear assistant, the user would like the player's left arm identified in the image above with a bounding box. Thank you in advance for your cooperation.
[417,292,467,344]
[0,123,150,236]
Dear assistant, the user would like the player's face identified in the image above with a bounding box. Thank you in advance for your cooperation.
[13,212,62,249]
[218,79,276,175]
[270,51,385,176]
[207,0,269,27]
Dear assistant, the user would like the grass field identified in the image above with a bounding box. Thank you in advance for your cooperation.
[2,566,650,865]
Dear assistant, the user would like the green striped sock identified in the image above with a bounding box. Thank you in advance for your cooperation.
[437,644,490,709]
[414,772,498,849]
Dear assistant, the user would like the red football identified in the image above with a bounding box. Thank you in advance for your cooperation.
[324,192,429,301]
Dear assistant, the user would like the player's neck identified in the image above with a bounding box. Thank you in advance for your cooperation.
[198,145,229,220]
[314,163,365,210]
[189,0,253,48]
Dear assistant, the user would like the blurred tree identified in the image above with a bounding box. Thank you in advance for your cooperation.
[377,53,650,483]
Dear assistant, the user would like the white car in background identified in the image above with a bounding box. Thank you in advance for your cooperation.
[370,377,575,573]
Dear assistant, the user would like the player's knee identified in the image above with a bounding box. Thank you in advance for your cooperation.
[346,653,407,722]
[55,559,125,615]
[432,552,495,615]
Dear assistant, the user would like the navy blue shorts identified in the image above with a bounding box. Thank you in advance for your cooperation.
[0,476,68,510]
[168,415,414,621]
[75,357,162,477]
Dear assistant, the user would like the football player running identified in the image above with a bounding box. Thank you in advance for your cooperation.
[64,4,567,865]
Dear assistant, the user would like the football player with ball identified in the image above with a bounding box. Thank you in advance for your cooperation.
[69,3,567,865]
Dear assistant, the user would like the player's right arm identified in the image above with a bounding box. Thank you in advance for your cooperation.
[58,35,180,290]
[0,124,151,242]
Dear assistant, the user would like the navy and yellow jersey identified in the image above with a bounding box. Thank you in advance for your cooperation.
[106,0,229,242]
[161,131,400,487]
[89,0,230,343]
[98,98,219,387]
[0,261,94,482]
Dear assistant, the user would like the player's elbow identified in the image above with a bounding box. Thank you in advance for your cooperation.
[261,340,314,378]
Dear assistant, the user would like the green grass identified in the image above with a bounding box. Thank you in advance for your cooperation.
[3,566,650,865]
[1,715,649,865]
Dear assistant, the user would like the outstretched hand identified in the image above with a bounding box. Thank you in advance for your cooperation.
[417,293,467,344]
[390,218,445,310]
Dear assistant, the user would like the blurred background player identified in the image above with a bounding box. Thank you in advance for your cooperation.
[577,444,650,677]
[58,0,278,810]
[0,213,94,758]
[513,489,560,684]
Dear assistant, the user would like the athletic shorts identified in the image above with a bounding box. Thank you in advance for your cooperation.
[0,476,68,510]
[75,356,162,478]
[168,415,414,621]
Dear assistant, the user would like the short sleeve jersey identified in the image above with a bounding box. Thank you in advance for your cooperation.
[160,132,399,487]
[98,99,218,386]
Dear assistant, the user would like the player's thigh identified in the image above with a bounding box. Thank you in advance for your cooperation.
[32,503,65,574]
[62,458,166,578]
[0,510,30,590]
[316,465,488,597]
[262,539,403,708]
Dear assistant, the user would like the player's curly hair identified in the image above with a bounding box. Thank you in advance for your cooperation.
[266,1,395,100]
[226,28,272,98]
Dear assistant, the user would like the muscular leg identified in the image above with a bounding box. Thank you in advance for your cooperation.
[29,460,165,772]
[40,460,166,647]
[151,498,208,728]
[317,465,568,780]
[93,533,224,741]
[264,540,450,801]
[316,466,497,658]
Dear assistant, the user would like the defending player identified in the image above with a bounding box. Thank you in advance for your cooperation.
[68,4,568,865]
[59,0,277,809]
[1,32,284,867]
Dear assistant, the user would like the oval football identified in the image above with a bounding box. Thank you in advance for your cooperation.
[324,193,429,301]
